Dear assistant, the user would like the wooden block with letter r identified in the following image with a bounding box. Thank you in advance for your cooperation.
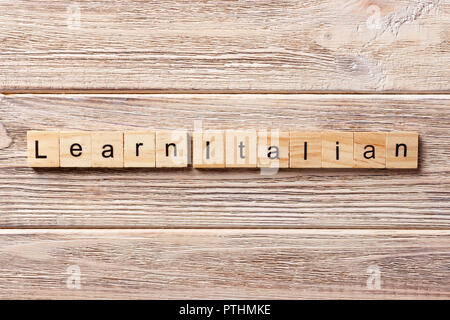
[27,131,60,167]
[124,131,156,168]
[386,132,419,169]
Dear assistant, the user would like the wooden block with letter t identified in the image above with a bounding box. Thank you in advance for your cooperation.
[354,132,386,168]
[322,132,354,168]
[156,131,188,167]
[91,131,124,168]
[386,132,419,169]
[124,131,155,168]
[60,131,92,167]
[193,130,225,168]
[225,130,257,168]
[257,130,289,168]
[27,131,60,167]
[289,132,322,168]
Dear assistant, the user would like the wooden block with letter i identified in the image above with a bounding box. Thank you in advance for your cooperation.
[225,130,257,168]
[257,130,289,168]
[156,131,188,167]
[60,131,92,167]
[289,132,322,168]
[124,131,156,168]
[193,130,225,168]
[27,131,60,167]
[91,131,124,167]
[354,132,386,168]
[386,132,419,168]
[322,132,354,168]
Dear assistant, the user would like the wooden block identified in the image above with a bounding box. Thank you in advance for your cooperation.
[354,132,386,168]
[322,132,354,168]
[257,130,289,168]
[27,131,60,167]
[124,131,155,168]
[386,132,419,169]
[59,131,92,167]
[193,130,225,168]
[289,132,322,168]
[156,131,188,167]
[225,130,257,168]
[91,131,124,168]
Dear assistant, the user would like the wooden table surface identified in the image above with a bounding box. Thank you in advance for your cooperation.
[0,1,449,299]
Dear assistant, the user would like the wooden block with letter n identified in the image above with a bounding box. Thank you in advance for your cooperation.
[91,131,124,168]
[225,130,257,168]
[193,130,225,168]
[290,132,322,168]
[60,131,92,167]
[124,131,156,168]
[386,132,419,169]
[156,131,188,167]
[257,130,289,168]
[322,132,354,168]
[27,131,60,167]
[354,132,386,168]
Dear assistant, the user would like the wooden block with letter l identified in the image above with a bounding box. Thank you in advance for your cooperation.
[257,130,289,168]
[386,132,419,169]
[225,130,257,168]
[193,130,225,168]
[60,131,92,167]
[27,131,60,167]
[156,130,188,167]
[124,131,156,168]
[322,132,354,168]
[354,132,386,168]
[91,131,124,168]
[289,131,322,168]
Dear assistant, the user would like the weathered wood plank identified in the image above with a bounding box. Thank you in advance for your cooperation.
[0,0,448,92]
[0,94,448,228]
[0,229,448,299]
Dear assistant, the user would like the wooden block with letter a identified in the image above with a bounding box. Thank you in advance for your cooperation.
[257,130,289,168]
[225,130,257,168]
[156,131,189,168]
[91,131,124,168]
[193,130,225,168]
[322,132,354,168]
[27,131,60,167]
[60,131,92,167]
[386,132,419,169]
[290,132,322,168]
[354,132,386,168]
[124,131,156,168]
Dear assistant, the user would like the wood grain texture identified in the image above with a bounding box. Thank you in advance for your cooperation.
[0,0,448,92]
[0,94,449,229]
[0,229,448,299]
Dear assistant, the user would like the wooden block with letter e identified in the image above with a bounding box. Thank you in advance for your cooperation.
[257,130,289,168]
[156,131,188,167]
[322,132,354,168]
[193,130,225,168]
[225,130,257,168]
[354,132,386,168]
[124,131,156,168]
[386,132,419,169]
[27,131,60,167]
[290,132,322,168]
[91,131,124,168]
[60,131,92,167]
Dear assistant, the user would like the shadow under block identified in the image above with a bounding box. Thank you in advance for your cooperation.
[257,131,289,168]
[59,131,92,167]
[193,131,225,168]
[225,130,257,168]
[354,132,386,168]
[386,132,419,169]
[156,131,188,167]
[91,132,124,168]
[322,132,354,168]
[27,131,60,167]
[289,132,322,168]
[124,131,156,168]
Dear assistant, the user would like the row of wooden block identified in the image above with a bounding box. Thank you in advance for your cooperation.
[27,130,418,168]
